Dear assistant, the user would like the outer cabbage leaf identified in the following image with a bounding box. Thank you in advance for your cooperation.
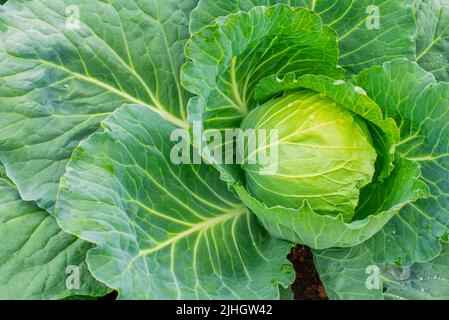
[182,4,342,131]
[355,59,449,266]
[190,0,417,73]
[415,0,449,81]
[189,0,309,33]
[0,164,109,299]
[0,0,195,210]
[313,242,449,300]
[56,105,294,300]
[312,58,449,301]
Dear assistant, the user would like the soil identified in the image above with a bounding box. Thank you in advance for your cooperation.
[98,290,118,300]
[288,245,328,300]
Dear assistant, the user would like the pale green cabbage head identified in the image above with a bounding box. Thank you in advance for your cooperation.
[241,90,377,222]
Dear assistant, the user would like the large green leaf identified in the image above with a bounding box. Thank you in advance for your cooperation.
[0,0,195,210]
[314,241,449,300]
[314,59,449,300]
[189,0,309,33]
[56,105,294,299]
[0,164,109,299]
[182,4,342,131]
[189,0,417,73]
[355,59,449,266]
[415,0,449,81]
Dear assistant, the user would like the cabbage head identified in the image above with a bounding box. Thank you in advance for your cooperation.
[241,91,377,222]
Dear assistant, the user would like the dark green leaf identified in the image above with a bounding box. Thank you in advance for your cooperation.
[56,105,294,299]
[0,0,195,210]
[0,164,109,299]
[190,0,417,73]
[355,59,449,265]
[415,0,449,81]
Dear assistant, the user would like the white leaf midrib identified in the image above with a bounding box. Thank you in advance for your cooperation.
[36,58,189,129]
[138,207,246,257]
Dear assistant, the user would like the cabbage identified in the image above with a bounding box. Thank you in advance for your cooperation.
[0,0,447,301]
[242,91,377,221]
